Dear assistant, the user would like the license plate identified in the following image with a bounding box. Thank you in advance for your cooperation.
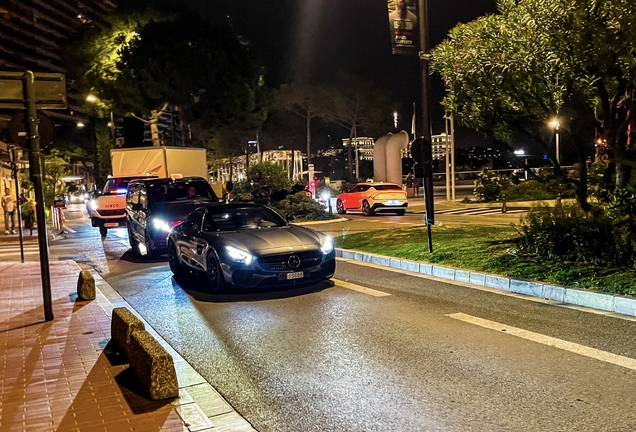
[286,271,303,280]
[104,222,119,227]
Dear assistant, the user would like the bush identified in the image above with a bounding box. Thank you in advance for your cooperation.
[505,179,576,201]
[474,170,510,202]
[517,201,636,267]
[270,192,334,221]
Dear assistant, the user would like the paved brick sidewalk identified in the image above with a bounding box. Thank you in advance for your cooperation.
[0,261,255,432]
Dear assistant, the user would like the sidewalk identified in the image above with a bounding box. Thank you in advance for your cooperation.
[0,260,255,432]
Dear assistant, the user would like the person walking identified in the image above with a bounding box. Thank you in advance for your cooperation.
[2,188,17,234]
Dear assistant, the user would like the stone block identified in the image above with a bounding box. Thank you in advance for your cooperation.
[510,280,544,298]
[455,270,471,283]
[111,307,145,359]
[485,275,510,291]
[77,270,96,300]
[564,288,614,312]
[469,273,486,286]
[432,266,455,280]
[129,329,178,400]
[419,263,432,275]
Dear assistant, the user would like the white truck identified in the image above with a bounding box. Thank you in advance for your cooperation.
[89,147,208,237]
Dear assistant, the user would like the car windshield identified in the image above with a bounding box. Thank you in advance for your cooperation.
[203,207,286,232]
[148,180,217,202]
[373,184,403,191]
[103,178,137,195]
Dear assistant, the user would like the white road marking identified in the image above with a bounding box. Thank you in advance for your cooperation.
[447,312,636,371]
[333,278,391,297]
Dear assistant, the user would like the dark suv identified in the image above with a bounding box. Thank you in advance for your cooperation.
[126,177,219,258]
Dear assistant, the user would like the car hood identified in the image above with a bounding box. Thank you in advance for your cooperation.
[204,225,325,255]
[150,200,216,221]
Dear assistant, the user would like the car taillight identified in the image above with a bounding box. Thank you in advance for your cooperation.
[170,220,184,228]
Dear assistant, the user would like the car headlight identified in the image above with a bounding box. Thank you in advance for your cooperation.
[89,200,97,210]
[321,236,334,254]
[224,246,253,264]
[152,218,171,232]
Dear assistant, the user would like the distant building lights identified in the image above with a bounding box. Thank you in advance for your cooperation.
[77,122,85,128]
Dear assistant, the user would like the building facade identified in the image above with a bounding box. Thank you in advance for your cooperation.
[0,0,116,194]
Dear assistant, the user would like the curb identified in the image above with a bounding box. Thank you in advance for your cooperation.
[73,263,256,432]
[336,249,636,318]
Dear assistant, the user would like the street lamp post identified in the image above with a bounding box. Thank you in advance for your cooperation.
[550,118,560,164]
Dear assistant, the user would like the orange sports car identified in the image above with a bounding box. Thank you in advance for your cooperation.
[336,182,408,216]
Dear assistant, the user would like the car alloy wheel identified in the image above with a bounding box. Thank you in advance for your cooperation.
[336,200,346,214]
[362,200,374,216]
[206,251,225,292]
[168,240,185,276]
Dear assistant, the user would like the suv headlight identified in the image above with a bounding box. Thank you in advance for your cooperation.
[225,246,253,264]
[321,236,334,254]
[152,218,171,232]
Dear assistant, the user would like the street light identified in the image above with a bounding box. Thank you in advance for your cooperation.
[549,118,560,164]
[514,149,528,180]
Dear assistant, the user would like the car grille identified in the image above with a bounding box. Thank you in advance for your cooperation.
[96,209,126,217]
[258,250,322,271]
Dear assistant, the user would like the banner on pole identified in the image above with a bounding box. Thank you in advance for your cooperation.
[387,0,419,55]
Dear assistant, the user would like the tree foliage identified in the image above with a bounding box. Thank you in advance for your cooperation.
[64,9,268,146]
[431,0,636,209]
[274,82,331,164]
[322,74,393,180]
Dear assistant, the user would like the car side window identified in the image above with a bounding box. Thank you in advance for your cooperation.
[139,185,147,209]
[358,186,370,192]
[184,211,203,231]
[127,184,140,207]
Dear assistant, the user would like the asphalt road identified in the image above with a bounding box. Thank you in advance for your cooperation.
[6,203,636,431]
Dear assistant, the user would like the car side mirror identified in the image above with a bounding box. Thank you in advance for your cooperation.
[285,214,295,222]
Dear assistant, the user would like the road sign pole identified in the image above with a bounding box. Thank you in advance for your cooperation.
[418,0,434,253]
[23,71,53,321]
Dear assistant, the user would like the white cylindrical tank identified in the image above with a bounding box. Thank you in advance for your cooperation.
[373,134,391,182]
[385,131,409,185]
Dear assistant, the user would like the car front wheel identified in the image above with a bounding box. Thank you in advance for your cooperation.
[128,227,140,256]
[336,200,346,214]
[206,251,225,292]
[362,200,374,216]
[145,232,159,259]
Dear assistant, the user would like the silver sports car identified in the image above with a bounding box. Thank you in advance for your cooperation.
[167,203,336,291]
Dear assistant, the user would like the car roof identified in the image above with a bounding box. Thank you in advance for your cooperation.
[200,202,267,211]
[129,176,208,185]
[355,182,400,187]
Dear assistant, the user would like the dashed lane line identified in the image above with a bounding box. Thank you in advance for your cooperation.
[333,278,392,297]
[447,312,636,371]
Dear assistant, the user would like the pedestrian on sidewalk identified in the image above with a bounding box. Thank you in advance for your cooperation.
[2,188,16,234]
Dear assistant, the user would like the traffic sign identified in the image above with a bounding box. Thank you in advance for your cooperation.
[0,71,67,109]
[8,111,56,149]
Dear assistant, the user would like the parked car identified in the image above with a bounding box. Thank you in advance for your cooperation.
[167,203,336,291]
[336,182,408,216]
[126,177,219,258]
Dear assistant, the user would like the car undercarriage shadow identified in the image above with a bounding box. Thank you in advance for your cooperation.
[171,271,333,302]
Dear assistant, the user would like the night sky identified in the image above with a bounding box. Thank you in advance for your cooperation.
[181,0,499,144]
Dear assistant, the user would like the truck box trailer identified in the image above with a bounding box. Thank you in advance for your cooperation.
[110,147,208,179]
[89,147,209,237]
